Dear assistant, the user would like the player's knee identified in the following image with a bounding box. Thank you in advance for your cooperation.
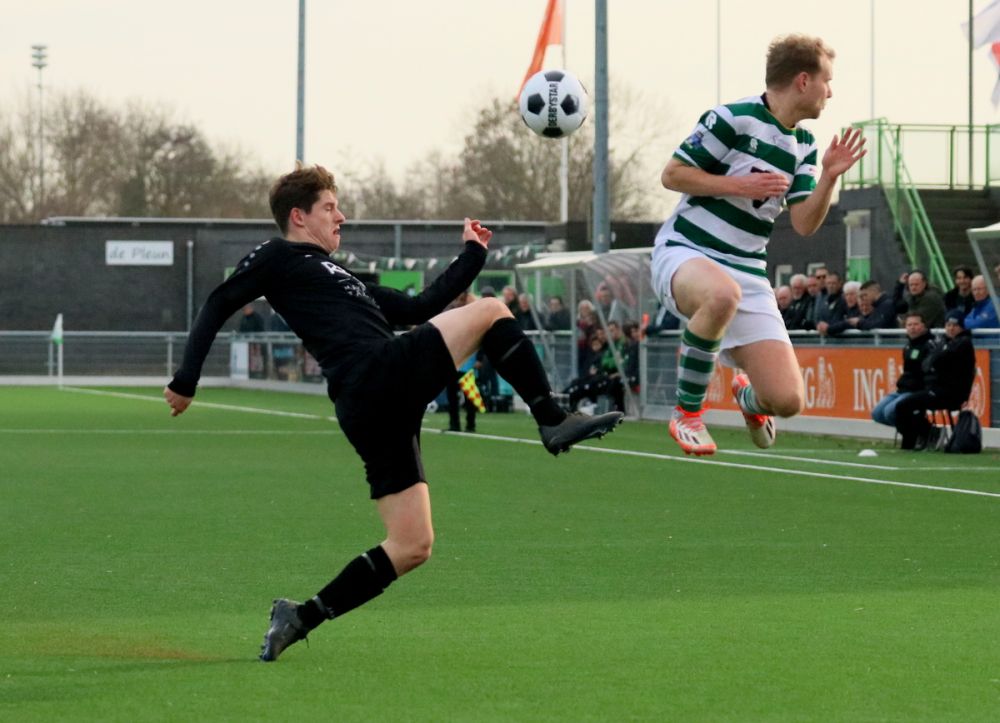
[769,390,804,418]
[402,534,434,570]
[702,282,741,319]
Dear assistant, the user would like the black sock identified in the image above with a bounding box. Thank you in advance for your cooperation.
[480,317,565,426]
[297,545,398,631]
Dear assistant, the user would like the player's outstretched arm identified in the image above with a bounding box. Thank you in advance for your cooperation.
[789,128,866,236]
[163,387,193,417]
[370,218,489,325]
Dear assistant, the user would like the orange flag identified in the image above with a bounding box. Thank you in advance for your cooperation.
[517,0,563,97]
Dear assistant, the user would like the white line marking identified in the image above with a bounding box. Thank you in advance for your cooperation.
[62,386,337,422]
[63,387,1000,500]
[716,448,900,470]
[0,429,335,435]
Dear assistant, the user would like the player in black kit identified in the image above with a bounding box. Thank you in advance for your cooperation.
[163,164,624,662]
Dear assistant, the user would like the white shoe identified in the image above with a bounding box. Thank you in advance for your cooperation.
[668,407,716,456]
[731,373,776,449]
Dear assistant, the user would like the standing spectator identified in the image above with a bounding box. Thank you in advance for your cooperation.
[514,293,537,331]
[544,296,571,330]
[895,270,946,328]
[443,290,479,432]
[841,280,861,318]
[809,266,829,323]
[786,274,814,330]
[871,313,935,427]
[594,282,617,322]
[833,280,898,333]
[576,299,597,351]
[814,271,847,334]
[944,265,975,316]
[238,304,266,333]
[501,285,518,313]
[894,310,976,450]
[963,274,1000,329]
[775,285,796,329]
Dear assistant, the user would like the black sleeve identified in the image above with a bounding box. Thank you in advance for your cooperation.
[369,241,487,326]
[168,247,277,397]
[857,298,899,330]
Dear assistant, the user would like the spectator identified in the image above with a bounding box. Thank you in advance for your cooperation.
[841,280,861,318]
[622,320,641,391]
[870,313,936,427]
[814,271,848,335]
[577,299,597,351]
[594,281,617,321]
[544,296,571,331]
[501,285,518,313]
[944,265,975,316]
[238,304,266,333]
[963,274,1000,330]
[785,274,814,330]
[894,310,976,450]
[809,266,829,323]
[775,285,796,329]
[514,293,537,331]
[831,280,898,333]
[479,285,496,298]
[894,270,946,328]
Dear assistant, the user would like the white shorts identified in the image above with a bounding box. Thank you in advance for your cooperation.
[651,243,790,367]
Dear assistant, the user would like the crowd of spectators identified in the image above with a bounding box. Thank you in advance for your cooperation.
[776,264,1000,336]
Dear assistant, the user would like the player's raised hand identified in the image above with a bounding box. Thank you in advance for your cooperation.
[163,386,193,417]
[734,171,789,201]
[822,128,867,179]
[463,217,492,248]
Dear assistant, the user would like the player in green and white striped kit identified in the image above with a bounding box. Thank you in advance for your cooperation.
[651,35,866,455]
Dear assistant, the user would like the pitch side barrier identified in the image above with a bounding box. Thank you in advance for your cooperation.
[1,328,997,447]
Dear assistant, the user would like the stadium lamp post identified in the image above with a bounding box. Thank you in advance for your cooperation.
[31,44,48,206]
[296,0,306,163]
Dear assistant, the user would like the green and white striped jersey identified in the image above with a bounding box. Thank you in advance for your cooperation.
[654,94,818,278]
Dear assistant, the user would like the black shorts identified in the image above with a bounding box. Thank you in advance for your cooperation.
[330,323,456,499]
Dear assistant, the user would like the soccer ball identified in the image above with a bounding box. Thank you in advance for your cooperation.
[518,69,589,139]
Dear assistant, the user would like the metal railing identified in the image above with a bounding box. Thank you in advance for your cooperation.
[843,119,957,290]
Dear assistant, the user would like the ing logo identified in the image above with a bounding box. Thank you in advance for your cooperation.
[802,356,836,409]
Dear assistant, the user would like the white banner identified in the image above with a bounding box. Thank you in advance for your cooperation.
[105,241,174,266]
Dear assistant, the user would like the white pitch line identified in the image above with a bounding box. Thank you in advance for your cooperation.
[63,387,1000,500]
[62,386,337,422]
[715,448,900,471]
[0,428,334,435]
[424,429,1000,499]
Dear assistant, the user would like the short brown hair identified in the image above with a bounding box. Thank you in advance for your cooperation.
[269,163,338,234]
[765,35,835,89]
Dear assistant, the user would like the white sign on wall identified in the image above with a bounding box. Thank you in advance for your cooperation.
[105,241,175,266]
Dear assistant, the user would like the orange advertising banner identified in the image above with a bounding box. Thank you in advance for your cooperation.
[705,347,992,425]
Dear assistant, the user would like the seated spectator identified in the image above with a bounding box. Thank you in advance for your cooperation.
[944,265,975,316]
[871,313,935,427]
[564,327,627,413]
[894,270,946,328]
[785,274,814,330]
[963,274,1000,330]
[826,279,898,334]
[894,310,976,450]
[514,293,537,331]
[808,267,829,323]
[238,304,265,333]
[544,296,571,330]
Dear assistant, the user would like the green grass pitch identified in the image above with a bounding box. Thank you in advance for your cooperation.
[2,385,1000,721]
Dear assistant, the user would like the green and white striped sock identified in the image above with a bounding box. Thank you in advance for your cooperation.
[676,328,721,413]
[736,380,768,415]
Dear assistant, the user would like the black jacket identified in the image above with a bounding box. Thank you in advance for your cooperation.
[896,331,935,393]
[923,329,976,408]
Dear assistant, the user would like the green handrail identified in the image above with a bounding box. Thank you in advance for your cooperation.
[844,119,954,291]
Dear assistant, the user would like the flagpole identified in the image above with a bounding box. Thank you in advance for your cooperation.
[559,1,569,224]
[970,0,974,188]
[592,0,610,254]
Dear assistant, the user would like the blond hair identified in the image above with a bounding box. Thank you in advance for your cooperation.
[765,35,835,89]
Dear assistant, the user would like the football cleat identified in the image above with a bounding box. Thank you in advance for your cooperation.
[731,373,776,449]
[668,407,717,456]
[259,598,308,662]
[539,411,624,456]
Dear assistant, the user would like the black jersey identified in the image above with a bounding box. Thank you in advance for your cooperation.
[169,237,487,397]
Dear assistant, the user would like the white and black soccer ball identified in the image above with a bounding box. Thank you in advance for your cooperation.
[518,69,589,139]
